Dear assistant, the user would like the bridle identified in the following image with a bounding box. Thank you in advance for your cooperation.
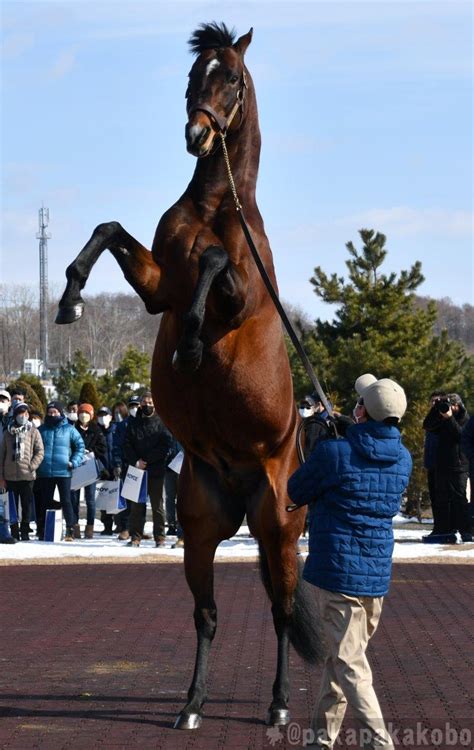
[187,69,248,135]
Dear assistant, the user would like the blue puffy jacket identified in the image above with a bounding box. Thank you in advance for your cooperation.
[288,421,412,597]
[37,417,85,478]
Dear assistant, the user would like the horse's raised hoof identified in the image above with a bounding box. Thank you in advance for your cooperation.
[55,303,85,325]
[266,708,290,726]
[173,711,202,730]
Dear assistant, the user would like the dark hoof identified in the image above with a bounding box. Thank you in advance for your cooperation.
[266,708,290,726]
[173,711,202,730]
[172,341,203,374]
[55,302,84,324]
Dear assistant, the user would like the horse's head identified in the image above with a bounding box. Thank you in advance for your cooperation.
[185,22,253,158]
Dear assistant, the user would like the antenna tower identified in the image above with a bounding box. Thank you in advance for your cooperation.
[37,206,51,371]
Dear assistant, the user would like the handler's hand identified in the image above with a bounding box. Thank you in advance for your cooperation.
[137,459,147,470]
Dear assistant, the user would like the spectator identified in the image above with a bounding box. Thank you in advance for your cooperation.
[422,391,446,536]
[30,410,43,429]
[70,403,107,539]
[423,393,471,543]
[123,392,173,547]
[461,416,474,528]
[288,376,412,749]
[36,401,84,541]
[164,436,184,547]
[299,392,352,458]
[66,401,79,425]
[0,390,11,449]
[97,406,116,535]
[112,401,128,424]
[0,403,44,540]
[9,388,26,418]
[112,396,138,540]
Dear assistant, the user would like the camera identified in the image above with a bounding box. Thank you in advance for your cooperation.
[434,397,451,414]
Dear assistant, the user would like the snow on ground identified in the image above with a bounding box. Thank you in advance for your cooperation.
[1,516,473,563]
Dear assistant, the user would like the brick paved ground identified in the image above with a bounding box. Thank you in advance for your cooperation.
[0,562,472,749]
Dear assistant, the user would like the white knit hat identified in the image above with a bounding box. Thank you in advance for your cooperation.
[361,378,407,422]
[354,373,377,396]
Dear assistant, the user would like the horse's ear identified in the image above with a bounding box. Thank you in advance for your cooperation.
[233,28,253,57]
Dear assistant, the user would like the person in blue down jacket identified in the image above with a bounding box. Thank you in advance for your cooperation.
[288,375,412,750]
[36,400,84,541]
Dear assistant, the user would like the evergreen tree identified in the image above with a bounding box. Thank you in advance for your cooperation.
[310,229,470,411]
[7,379,44,416]
[79,380,101,414]
[54,351,91,402]
[16,373,48,409]
[113,346,151,398]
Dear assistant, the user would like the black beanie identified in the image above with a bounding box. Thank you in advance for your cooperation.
[47,400,65,415]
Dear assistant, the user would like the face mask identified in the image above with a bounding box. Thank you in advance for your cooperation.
[45,415,62,427]
[299,408,313,418]
[129,407,138,418]
[32,418,41,428]
[142,405,154,416]
[67,412,78,422]
[16,414,28,426]
[0,403,9,415]
[98,415,112,427]
[114,411,123,422]
[78,413,91,425]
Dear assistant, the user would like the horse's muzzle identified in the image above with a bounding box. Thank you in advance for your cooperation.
[185,121,213,157]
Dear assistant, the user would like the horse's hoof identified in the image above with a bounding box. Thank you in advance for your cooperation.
[173,711,202,730]
[266,708,290,726]
[55,303,84,324]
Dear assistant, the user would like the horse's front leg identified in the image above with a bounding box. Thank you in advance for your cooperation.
[173,245,229,373]
[56,221,163,324]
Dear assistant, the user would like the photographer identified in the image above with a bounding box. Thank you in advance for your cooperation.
[422,393,471,544]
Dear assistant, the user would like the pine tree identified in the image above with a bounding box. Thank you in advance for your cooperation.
[7,379,44,416]
[54,351,91,402]
[310,229,469,411]
[114,346,151,398]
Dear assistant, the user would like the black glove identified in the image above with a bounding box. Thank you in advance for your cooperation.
[113,466,122,480]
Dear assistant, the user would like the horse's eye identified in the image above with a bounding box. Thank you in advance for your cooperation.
[229,75,239,84]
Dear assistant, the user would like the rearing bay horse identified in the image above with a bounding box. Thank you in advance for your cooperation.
[56,22,323,729]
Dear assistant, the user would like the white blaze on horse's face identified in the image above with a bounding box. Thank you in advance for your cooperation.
[205,58,220,78]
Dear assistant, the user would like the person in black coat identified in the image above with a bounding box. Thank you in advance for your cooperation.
[71,402,107,539]
[123,392,173,547]
[422,393,471,543]
[97,406,116,535]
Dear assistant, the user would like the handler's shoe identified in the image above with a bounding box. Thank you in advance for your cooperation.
[155,536,166,548]
[64,528,74,542]
[172,538,184,549]
[422,532,456,544]
[73,523,81,539]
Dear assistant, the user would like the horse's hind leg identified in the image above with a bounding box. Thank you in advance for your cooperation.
[174,538,218,729]
[56,222,163,324]
[173,245,228,373]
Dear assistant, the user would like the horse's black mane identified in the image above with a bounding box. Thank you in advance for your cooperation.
[188,22,236,55]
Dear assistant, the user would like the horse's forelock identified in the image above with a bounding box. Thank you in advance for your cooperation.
[188,22,236,56]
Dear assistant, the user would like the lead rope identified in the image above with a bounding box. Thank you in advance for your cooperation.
[219,131,338,450]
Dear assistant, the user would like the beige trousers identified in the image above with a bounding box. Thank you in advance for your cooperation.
[311,586,394,749]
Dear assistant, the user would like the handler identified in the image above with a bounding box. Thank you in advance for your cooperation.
[288,375,412,749]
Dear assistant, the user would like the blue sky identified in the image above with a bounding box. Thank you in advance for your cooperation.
[1,1,472,321]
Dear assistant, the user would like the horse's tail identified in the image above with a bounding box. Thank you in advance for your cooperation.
[258,542,325,664]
